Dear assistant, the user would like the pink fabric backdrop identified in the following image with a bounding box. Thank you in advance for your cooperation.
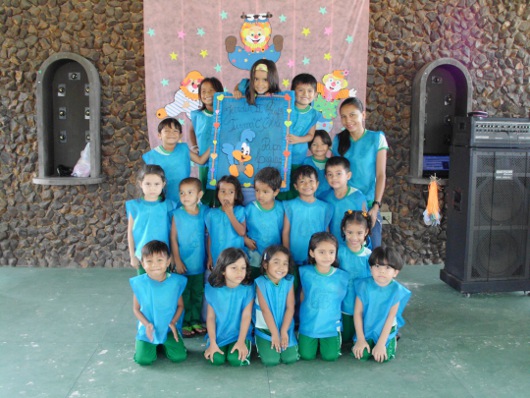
[144,0,369,148]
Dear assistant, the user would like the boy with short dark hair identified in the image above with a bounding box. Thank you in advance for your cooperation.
[282,165,333,266]
[170,177,208,337]
[143,118,209,204]
[244,167,284,280]
[352,247,411,363]
[130,240,188,366]
[320,156,367,242]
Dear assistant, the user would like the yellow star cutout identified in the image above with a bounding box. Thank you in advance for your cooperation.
[282,79,290,88]
[324,53,332,61]
[169,52,178,60]
[200,49,208,58]
[302,27,311,37]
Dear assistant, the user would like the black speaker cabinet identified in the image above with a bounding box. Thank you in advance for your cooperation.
[441,145,530,293]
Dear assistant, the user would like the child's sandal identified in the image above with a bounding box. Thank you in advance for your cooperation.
[182,326,195,338]
[191,324,207,335]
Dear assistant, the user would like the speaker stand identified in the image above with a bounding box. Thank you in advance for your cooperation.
[440,269,530,294]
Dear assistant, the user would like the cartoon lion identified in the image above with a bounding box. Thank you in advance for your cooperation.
[156,70,204,119]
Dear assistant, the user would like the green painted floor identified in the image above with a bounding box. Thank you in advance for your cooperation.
[0,265,529,398]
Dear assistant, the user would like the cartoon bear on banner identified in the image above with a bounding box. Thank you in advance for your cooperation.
[156,70,205,119]
[314,69,358,132]
[225,12,283,70]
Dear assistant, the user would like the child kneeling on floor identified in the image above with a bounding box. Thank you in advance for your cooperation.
[352,247,411,363]
[130,240,188,366]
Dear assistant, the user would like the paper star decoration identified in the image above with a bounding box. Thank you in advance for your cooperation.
[324,27,333,36]
[279,14,287,22]
[200,49,208,58]
[287,59,295,68]
[147,28,155,37]
[214,63,222,72]
[220,10,228,20]
[178,30,186,39]
[161,79,169,86]
[178,118,185,126]
[282,79,290,88]
[302,56,310,65]
[197,28,205,37]
[169,52,178,60]
[319,7,327,15]
[324,53,332,61]
[346,35,354,44]
[302,27,311,37]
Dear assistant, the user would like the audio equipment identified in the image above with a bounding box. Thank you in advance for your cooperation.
[440,117,530,293]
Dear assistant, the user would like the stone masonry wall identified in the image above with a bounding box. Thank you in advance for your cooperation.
[0,0,528,267]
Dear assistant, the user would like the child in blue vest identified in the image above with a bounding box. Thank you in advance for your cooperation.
[337,210,372,343]
[277,74,320,200]
[205,175,246,269]
[204,248,254,366]
[254,245,299,366]
[126,165,176,275]
[170,177,207,338]
[298,232,348,361]
[282,165,333,267]
[353,247,411,363]
[130,240,187,366]
[245,167,284,280]
[143,118,209,205]
[302,129,332,199]
[189,77,224,206]
[320,156,366,243]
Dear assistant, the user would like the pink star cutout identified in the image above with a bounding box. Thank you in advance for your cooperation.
[324,27,333,36]
[178,30,186,39]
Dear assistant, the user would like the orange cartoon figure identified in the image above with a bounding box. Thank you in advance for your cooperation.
[221,129,256,178]
[225,12,283,70]
[317,70,355,102]
[156,70,204,119]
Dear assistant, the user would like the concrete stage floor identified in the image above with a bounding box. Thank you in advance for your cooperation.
[0,265,529,398]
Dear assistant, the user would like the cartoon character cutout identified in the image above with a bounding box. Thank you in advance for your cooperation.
[221,129,256,178]
[225,12,283,70]
[314,69,358,125]
[156,70,205,119]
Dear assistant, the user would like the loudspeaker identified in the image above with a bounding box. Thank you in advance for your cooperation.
[441,145,530,293]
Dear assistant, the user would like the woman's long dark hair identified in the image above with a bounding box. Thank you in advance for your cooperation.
[337,97,365,156]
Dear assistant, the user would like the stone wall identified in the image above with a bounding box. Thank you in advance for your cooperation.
[0,0,528,267]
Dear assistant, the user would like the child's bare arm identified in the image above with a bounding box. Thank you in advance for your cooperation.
[204,304,224,362]
[231,300,253,361]
[352,297,369,359]
[287,125,316,144]
[223,206,246,236]
[189,147,210,165]
[206,233,213,270]
[168,296,185,342]
[372,302,399,363]
[282,213,291,249]
[188,124,198,152]
[133,294,154,341]
[170,218,187,274]
[257,286,282,352]
[233,83,243,99]
[127,215,139,269]
[279,285,295,349]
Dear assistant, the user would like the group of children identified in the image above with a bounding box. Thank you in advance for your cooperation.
[127,59,410,367]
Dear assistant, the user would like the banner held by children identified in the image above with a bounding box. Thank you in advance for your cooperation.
[207,92,295,190]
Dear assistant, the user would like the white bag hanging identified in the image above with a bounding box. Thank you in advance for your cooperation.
[71,143,91,177]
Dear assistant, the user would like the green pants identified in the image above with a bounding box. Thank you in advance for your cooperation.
[298,333,342,361]
[255,334,299,366]
[342,313,355,343]
[182,273,204,327]
[356,335,397,363]
[199,167,216,207]
[134,331,187,366]
[206,340,252,367]
[276,164,301,201]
